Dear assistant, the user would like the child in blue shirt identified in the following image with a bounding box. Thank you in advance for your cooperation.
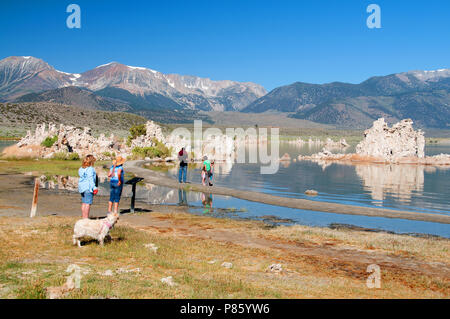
[108,156,125,214]
[78,155,98,218]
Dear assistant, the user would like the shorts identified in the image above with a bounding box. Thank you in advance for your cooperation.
[81,191,93,205]
[110,185,123,203]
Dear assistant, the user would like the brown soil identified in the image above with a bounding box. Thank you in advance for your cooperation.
[121,214,450,280]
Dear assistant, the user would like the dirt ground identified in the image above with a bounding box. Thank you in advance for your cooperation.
[0,173,449,298]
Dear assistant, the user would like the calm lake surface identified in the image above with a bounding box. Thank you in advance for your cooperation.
[157,142,450,237]
[0,140,15,153]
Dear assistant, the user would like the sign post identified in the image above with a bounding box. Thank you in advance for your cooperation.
[125,177,144,213]
[30,178,39,217]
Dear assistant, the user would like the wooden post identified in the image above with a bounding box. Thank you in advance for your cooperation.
[130,183,136,213]
[30,178,39,218]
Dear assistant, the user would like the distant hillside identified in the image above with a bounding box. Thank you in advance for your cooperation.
[0,102,148,137]
[13,86,212,124]
[293,91,450,129]
[15,86,132,112]
[243,69,450,128]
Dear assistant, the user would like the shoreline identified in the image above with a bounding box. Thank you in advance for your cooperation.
[124,160,450,225]
[0,172,446,239]
[0,173,448,298]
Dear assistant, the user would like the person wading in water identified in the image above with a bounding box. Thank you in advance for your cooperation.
[202,156,214,186]
[178,147,188,183]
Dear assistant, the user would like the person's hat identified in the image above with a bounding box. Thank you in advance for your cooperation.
[113,156,126,166]
[202,155,208,161]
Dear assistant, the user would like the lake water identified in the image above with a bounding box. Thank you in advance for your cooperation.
[0,140,15,153]
[156,142,450,237]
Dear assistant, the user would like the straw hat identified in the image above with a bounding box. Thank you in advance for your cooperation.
[113,156,126,166]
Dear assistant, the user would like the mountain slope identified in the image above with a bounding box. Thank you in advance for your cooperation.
[0,56,77,101]
[0,102,148,136]
[244,69,450,128]
[14,86,211,124]
[0,56,267,112]
[15,86,132,112]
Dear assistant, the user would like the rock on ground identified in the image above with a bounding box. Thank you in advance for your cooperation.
[267,264,283,273]
[144,243,159,253]
[161,276,176,286]
[305,190,318,196]
[221,262,233,269]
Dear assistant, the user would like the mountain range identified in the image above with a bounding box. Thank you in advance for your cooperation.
[1,56,449,128]
[244,69,450,128]
[0,56,266,123]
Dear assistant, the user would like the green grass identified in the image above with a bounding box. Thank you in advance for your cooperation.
[0,159,107,177]
[0,136,21,141]
[51,152,80,161]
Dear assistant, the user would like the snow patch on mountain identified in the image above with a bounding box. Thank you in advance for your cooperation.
[127,65,147,71]
[95,62,116,68]
[407,68,450,81]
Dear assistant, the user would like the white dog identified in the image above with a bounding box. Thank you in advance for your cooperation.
[73,212,119,247]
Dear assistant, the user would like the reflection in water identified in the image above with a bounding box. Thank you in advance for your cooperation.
[201,192,213,214]
[178,189,188,206]
[355,164,450,206]
[355,164,425,204]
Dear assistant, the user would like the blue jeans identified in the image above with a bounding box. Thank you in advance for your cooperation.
[109,184,123,203]
[178,165,187,182]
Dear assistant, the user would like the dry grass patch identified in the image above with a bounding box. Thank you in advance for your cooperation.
[254,224,450,264]
[0,215,448,299]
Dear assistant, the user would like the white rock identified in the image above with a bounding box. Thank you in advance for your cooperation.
[101,270,114,276]
[221,262,233,269]
[305,189,318,196]
[356,118,425,161]
[267,263,283,273]
[144,243,159,253]
[116,267,140,274]
[161,276,176,286]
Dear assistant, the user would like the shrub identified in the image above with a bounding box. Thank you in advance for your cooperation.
[127,124,147,146]
[52,151,80,161]
[41,135,58,148]
[131,139,171,159]
[102,151,116,159]
[66,152,80,161]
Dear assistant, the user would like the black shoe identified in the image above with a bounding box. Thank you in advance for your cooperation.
[209,183,213,186]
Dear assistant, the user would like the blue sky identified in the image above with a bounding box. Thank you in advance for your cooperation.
[1,0,449,90]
